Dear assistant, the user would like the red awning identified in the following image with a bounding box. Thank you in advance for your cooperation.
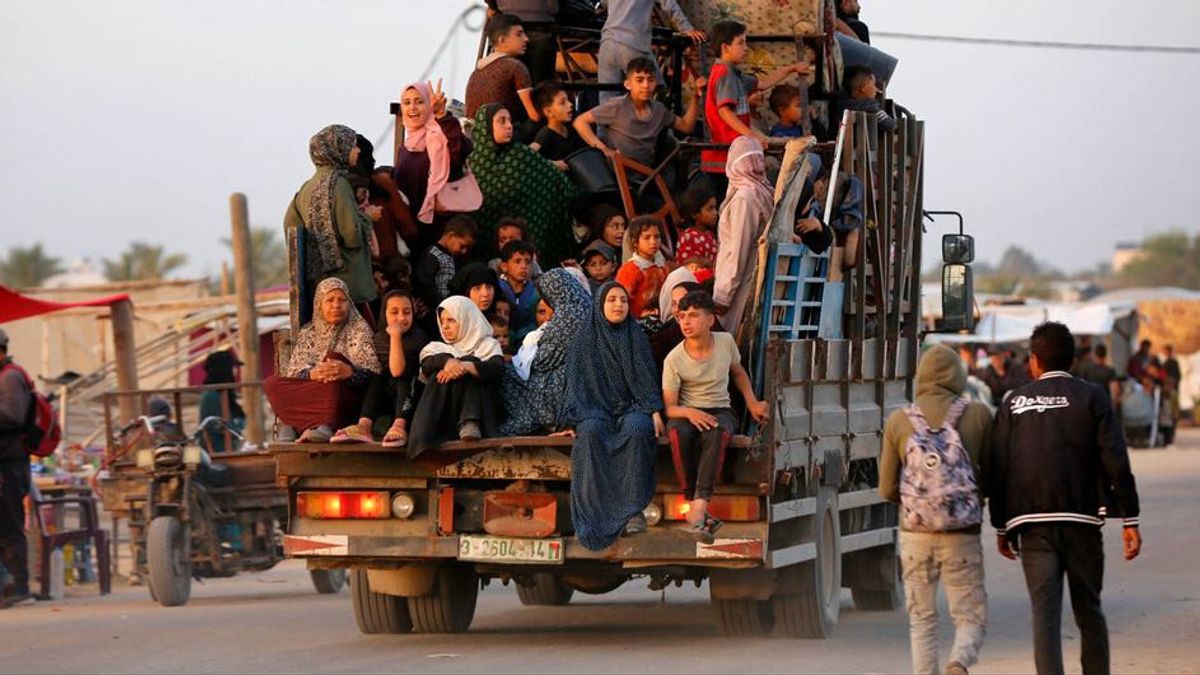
[0,284,131,323]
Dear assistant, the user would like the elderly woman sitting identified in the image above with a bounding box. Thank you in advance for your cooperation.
[265,278,381,443]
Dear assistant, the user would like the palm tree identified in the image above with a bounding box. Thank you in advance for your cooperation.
[221,227,289,290]
[103,242,189,281]
[0,244,65,288]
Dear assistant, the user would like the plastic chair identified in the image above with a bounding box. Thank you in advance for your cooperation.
[32,488,111,598]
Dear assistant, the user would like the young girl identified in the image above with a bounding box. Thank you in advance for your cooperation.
[585,204,627,264]
[450,262,501,317]
[331,290,429,447]
[407,296,505,457]
[615,216,669,326]
[675,186,719,266]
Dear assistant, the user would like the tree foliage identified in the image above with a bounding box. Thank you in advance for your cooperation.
[0,244,65,288]
[1116,231,1200,290]
[103,242,188,281]
[220,227,289,291]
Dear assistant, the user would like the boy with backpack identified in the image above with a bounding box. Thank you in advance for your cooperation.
[0,329,37,606]
[880,343,994,675]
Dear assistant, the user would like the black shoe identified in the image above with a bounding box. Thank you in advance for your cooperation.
[622,513,647,537]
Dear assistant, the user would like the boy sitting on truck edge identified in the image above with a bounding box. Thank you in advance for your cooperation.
[574,56,705,170]
[414,215,477,325]
[663,291,769,539]
[844,65,896,133]
[530,81,584,168]
[466,13,540,139]
[702,20,811,190]
[498,239,540,344]
[768,84,806,138]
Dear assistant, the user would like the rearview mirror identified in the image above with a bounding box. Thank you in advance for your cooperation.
[942,233,974,264]
[941,264,975,332]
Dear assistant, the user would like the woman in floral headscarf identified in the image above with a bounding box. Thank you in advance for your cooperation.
[472,103,577,266]
[285,124,379,325]
[713,135,775,341]
[500,269,592,435]
[264,278,381,443]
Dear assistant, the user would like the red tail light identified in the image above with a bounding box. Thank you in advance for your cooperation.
[297,491,389,519]
[661,494,760,522]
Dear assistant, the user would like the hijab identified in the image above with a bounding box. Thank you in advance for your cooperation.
[565,282,663,423]
[531,268,593,372]
[306,124,357,279]
[401,82,451,224]
[657,266,698,321]
[418,295,504,364]
[287,277,380,377]
[722,135,774,216]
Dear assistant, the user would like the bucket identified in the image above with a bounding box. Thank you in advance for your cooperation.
[564,147,617,194]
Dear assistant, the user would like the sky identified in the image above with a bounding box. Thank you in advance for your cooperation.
[2,0,1199,281]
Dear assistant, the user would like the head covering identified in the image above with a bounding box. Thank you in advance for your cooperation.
[286,277,380,377]
[658,267,698,322]
[203,350,242,385]
[306,124,358,279]
[148,397,172,418]
[480,103,512,152]
[419,296,504,364]
[723,135,774,214]
[449,262,501,312]
[401,82,451,224]
[565,282,663,423]
[471,105,578,267]
[531,268,593,372]
[916,344,967,399]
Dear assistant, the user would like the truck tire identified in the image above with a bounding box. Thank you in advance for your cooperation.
[311,569,347,594]
[516,573,574,606]
[146,515,191,607]
[773,490,841,638]
[351,568,412,634]
[713,598,775,636]
[850,545,902,611]
[407,564,479,633]
[562,574,626,595]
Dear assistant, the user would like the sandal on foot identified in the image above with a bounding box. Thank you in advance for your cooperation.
[331,424,373,444]
[297,425,333,444]
[381,424,408,448]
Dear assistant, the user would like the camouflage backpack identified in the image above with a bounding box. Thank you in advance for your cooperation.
[899,398,982,532]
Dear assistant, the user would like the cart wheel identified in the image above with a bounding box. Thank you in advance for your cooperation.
[516,573,574,606]
[310,569,347,594]
[772,489,841,638]
[146,516,191,607]
[407,564,479,633]
[351,568,412,634]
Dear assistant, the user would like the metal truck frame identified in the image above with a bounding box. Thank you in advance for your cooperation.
[273,97,928,637]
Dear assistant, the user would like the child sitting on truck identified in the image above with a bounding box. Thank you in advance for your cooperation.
[674,185,719,267]
[615,216,670,326]
[465,13,539,137]
[487,217,543,279]
[407,297,505,457]
[498,240,540,344]
[530,81,584,168]
[663,291,769,538]
[843,65,896,133]
[767,84,806,138]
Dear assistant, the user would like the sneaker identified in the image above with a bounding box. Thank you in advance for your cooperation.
[298,425,333,444]
[458,421,482,441]
[945,662,969,675]
[331,424,373,444]
[622,513,647,537]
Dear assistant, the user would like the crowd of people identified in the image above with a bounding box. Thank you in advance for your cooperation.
[264,4,852,542]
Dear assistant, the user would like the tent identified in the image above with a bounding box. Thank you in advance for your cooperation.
[927,300,1138,345]
[0,284,130,324]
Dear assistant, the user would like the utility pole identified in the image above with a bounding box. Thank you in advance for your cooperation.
[111,298,139,422]
[230,193,264,447]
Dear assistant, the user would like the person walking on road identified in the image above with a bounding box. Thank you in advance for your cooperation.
[881,344,993,675]
[989,322,1142,675]
[0,328,33,607]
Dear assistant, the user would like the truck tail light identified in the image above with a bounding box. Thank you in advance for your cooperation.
[661,494,760,522]
[297,491,389,519]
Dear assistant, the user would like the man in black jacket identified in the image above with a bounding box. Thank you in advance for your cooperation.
[0,328,33,606]
[989,322,1142,675]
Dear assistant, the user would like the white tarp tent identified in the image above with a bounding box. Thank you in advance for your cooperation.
[927,300,1138,345]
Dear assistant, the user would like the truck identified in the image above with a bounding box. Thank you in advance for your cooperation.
[273,2,975,637]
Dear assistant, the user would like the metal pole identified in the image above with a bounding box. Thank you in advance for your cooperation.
[229,193,264,448]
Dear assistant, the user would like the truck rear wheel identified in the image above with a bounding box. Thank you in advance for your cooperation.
[516,573,574,606]
[849,545,902,611]
[351,568,412,634]
[311,569,347,594]
[713,598,775,636]
[407,564,479,633]
[146,516,191,607]
[773,490,841,638]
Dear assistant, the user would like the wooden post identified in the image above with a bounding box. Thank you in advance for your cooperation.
[230,192,264,447]
[111,298,139,422]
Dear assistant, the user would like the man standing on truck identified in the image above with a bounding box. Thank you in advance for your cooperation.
[990,322,1142,675]
[0,328,33,607]
[880,344,993,675]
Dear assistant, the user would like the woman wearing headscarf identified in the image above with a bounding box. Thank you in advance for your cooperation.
[197,350,246,454]
[472,103,578,267]
[285,124,379,325]
[563,282,664,550]
[264,278,381,443]
[500,269,592,436]
[449,261,501,317]
[713,135,775,342]
[393,81,474,255]
[407,296,506,458]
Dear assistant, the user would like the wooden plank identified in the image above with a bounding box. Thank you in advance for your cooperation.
[230,192,265,447]
[111,298,139,422]
[768,497,817,523]
[840,527,896,554]
[767,542,816,568]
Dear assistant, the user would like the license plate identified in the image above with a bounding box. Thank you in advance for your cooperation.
[457,535,564,564]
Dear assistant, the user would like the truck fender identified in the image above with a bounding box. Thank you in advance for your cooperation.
[366,564,439,597]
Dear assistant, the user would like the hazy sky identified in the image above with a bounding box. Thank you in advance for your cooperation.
[2,0,1198,280]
